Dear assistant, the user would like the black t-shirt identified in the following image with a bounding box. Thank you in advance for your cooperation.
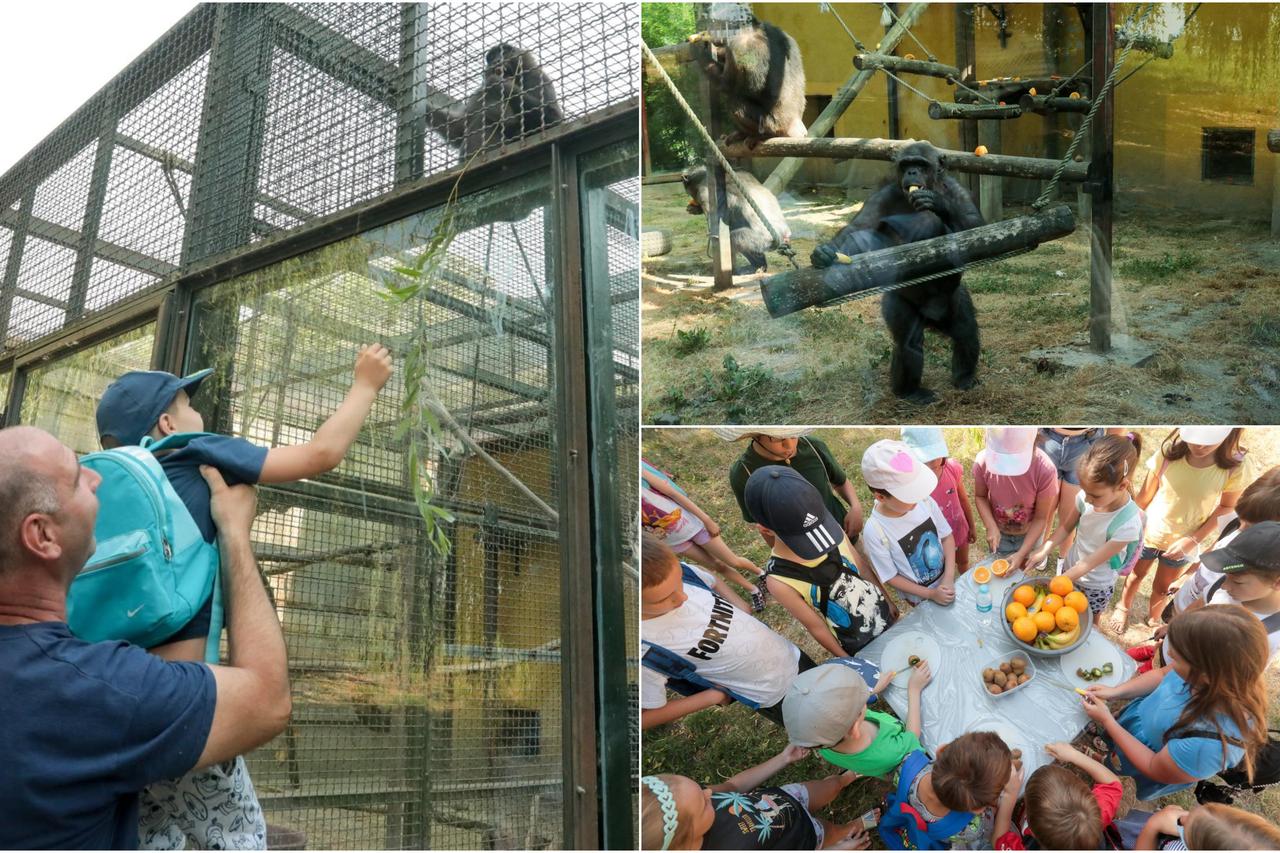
[730,437,850,525]
[702,786,818,850]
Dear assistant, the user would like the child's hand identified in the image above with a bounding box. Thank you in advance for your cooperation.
[1163,536,1198,561]
[987,530,1001,554]
[908,660,932,692]
[353,344,393,392]
[829,827,871,850]
[1002,761,1025,798]
[1029,543,1050,565]
[1081,691,1114,724]
[1044,741,1082,764]
[779,744,810,763]
[1084,684,1117,701]
[930,584,955,606]
[872,670,897,695]
[703,517,721,538]
[1148,805,1188,837]
[1069,560,1091,578]
[967,529,977,545]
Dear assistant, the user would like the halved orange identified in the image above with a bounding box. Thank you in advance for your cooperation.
[973,566,992,584]
[991,559,1011,577]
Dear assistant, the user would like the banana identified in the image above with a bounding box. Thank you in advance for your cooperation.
[834,252,854,264]
[1046,623,1081,648]
[1028,589,1047,615]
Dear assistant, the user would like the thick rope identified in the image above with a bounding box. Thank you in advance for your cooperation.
[640,38,792,258]
[881,2,937,62]
[822,4,867,52]
[1032,3,1157,209]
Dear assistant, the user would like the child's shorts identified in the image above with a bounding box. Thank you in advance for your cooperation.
[669,527,713,553]
[777,782,826,848]
[1076,581,1114,615]
[1138,545,1191,569]
[138,754,266,850]
[1038,428,1104,486]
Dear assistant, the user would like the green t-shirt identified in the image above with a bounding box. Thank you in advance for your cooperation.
[729,436,850,524]
[819,709,921,777]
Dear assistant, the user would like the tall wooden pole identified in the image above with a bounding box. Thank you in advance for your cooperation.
[1088,4,1115,353]
[696,10,734,289]
[954,5,979,197]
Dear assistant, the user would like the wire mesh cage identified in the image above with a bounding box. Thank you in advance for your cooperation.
[0,3,637,850]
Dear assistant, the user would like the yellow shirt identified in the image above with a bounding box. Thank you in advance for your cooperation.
[1143,449,1255,551]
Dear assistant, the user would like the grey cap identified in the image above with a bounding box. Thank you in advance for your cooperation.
[782,662,868,748]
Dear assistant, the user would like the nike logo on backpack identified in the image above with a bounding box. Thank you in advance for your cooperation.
[127,605,144,618]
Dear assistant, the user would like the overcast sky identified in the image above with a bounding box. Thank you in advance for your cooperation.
[0,2,194,177]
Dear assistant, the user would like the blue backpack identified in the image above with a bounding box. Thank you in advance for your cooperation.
[1074,493,1145,574]
[879,750,974,850]
[67,432,223,663]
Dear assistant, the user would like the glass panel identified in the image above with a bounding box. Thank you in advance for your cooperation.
[578,139,639,846]
[18,324,156,454]
[187,168,563,849]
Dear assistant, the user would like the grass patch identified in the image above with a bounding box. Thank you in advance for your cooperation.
[1119,251,1205,283]
[670,326,712,357]
[1250,315,1280,348]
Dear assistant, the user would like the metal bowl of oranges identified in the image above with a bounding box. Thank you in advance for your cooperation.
[999,575,1092,657]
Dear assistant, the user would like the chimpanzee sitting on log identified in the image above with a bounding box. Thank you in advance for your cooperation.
[811,141,984,404]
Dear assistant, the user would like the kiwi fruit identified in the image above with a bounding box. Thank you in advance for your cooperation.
[988,683,1002,694]
[1000,662,1012,674]
[1011,657,1026,671]
[993,670,1008,687]
[983,668,995,683]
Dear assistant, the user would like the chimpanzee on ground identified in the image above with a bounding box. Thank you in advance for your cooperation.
[682,166,790,274]
[811,141,984,404]
[690,19,806,147]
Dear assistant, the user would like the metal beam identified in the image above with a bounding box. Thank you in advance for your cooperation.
[0,208,176,278]
[0,192,35,348]
[68,106,119,322]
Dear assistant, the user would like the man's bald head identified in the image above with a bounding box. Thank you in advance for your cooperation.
[0,427,66,570]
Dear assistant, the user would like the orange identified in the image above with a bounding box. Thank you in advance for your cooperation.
[1041,594,1064,614]
[1012,616,1038,643]
[1033,611,1056,634]
[1055,606,1079,631]
[1049,575,1074,597]
[1013,585,1037,607]
[991,559,1010,577]
[973,566,992,584]
[1064,591,1089,614]
[1005,602,1028,622]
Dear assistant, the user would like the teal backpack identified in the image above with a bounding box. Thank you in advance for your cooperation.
[67,432,223,663]
[1074,492,1145,574]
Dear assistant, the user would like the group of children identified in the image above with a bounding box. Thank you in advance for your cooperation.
[641,426,1280,850]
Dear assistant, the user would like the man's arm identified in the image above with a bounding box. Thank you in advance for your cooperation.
[259,344,392,483]
[196,468,292,769]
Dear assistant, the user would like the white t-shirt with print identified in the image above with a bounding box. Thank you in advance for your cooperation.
[641,565,801,710]
[1204,582,1280,664]
[862,497,953,604]
[1173,524,1241,613]
[1065,497,1144,588]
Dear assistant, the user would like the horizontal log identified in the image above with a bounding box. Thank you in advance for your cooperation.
[956,76,1088,105]
[1116,31,1174,59]
[854,53,960,81]
[929,101,1022,120]
[759,204,1076,317]
[1268,129,1280,154]
[1018,93,1092,114]
[722,137,1089,182]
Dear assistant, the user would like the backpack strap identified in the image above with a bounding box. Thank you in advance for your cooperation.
[141,431,218,453]
[766,549,845,620]
[640,640,759,709]
[681,563,713,592]
[1167,727,1247,749]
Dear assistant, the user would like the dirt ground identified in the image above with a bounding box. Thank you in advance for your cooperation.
[641,427,1280,841]
[641,181,1280,424]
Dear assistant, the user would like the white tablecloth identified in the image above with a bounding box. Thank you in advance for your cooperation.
[857,556,1136,788]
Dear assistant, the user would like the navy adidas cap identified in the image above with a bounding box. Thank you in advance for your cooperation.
[96,368,213,447]
[1201,521,1280,575]
[744,465,843,560]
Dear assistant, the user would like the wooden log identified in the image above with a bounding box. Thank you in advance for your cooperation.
[1115,31,1174,59]
[1018,93,1092,114]
[764,2,928,194]
[854,53,961,81]
[724,137,1089,183]
[758,204,1076,317]
[956,76,1087,104]
[1268,129,1280,154]
[929,101,1022,120]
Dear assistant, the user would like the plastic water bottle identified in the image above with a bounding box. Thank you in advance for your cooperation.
[976,583,993,627]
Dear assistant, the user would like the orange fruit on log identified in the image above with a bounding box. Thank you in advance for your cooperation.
[973,566,992,584]
[974,145,989,156]
[1042,594,1064,614]
[1005,601,1028,622]
[1049,575,1074,597]
[991,558,1010,576]
[1056,606,1079,631]
[1070,91,1082,99]
[1033,611,1057,633]
[1013,585,1037,607]
[1029,87,1037,96]
[1012,616,1038,643]
[1064,591,1089,614]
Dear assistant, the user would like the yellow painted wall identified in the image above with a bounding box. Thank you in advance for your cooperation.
[751,3,1279,218]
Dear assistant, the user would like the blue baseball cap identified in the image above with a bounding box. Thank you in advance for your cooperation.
[96,368,213,446]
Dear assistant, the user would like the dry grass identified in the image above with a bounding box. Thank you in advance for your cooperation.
[641,427,1280,838]
[641,184,1280,424]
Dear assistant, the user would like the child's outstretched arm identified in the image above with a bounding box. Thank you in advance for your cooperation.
[707,574,752,613]
[766,577,847,658]
[905,661,932,738]
[642,689,729,730]
[1030,497,1080,565]
[1135,805,1186,850]
[990,762,1025,849]
[711,744,811,793]
[1062,538,1127,583]
[259,344,393,483]
[1044,741,1119,785]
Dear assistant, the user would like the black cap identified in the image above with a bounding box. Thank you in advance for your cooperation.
[1201,521,1280,575]
[744,466,843,560]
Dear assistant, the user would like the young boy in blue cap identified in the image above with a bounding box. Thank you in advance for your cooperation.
[95,343,393,850]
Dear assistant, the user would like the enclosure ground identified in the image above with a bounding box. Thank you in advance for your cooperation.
[641,183,1280,424]
[640,428,1280,842]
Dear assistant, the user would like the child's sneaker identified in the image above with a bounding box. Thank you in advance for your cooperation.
[751,577,768,612]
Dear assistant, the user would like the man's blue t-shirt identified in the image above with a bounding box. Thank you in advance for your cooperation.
[0,622,216,849]
[1112,669,1246,800]
[157,435,267,643]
